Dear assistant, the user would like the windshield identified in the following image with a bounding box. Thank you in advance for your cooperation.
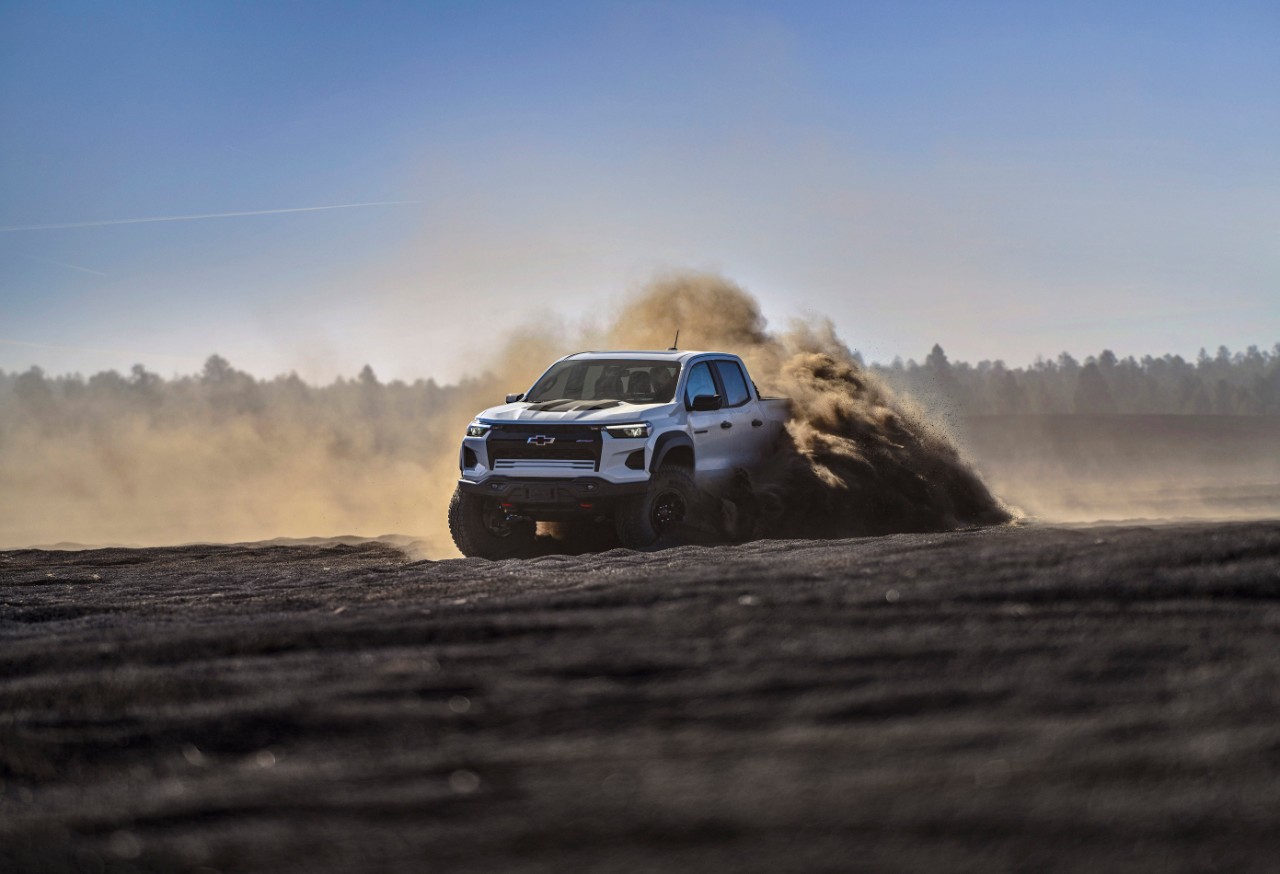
[526,359,681,404]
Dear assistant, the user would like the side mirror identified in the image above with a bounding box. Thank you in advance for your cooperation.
[505,392,525,404]
[689,393,722,412]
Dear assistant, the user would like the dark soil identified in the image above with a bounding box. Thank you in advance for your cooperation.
[3,521,1280,873]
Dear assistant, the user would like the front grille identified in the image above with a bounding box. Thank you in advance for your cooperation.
[494,459,596,471]
[487,424,601,470]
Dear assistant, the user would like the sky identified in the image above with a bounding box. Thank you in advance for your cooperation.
[1,0,1276,383]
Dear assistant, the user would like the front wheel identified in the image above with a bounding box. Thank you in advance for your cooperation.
[448,488,537,559]
[615,465,699,550]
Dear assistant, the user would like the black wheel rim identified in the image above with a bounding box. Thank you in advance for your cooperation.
[651,489,687,530]
[481,500,515,538]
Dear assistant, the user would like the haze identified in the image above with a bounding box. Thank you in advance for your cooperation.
[2,1,1277,383]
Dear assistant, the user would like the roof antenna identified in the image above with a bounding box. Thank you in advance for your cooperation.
[668,329,680,352]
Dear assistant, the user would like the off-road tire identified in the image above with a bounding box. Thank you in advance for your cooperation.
[448,487,536,559]
[615,465,698,549]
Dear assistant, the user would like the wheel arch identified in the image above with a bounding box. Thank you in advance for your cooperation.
[650,431,695,472]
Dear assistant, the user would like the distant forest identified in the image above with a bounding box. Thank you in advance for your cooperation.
[870,344,1280,416]
[3,343,1280,417]
[0,355,473,454]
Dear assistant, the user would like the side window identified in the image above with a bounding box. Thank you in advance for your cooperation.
[713,360,751,407]
[684,362,717,408]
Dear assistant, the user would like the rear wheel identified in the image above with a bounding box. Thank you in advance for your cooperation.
[615,465,698,549]
[448,488,536,559]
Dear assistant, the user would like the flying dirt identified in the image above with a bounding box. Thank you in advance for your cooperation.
[591,275,1012,541]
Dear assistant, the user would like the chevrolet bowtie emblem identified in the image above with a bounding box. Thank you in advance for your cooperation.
[527,435,556,446]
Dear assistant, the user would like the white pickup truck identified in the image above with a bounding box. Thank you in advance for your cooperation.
[450,350,790,558]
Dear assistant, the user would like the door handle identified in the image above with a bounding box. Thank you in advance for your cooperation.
[751,419,763,427]
[720,421,733,429]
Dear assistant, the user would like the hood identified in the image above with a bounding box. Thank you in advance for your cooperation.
[476,401,679,425]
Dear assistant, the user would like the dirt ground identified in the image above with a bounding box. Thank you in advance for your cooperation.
[3,521,1280,873]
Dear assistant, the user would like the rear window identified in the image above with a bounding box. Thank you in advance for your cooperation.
[713,360,751,407]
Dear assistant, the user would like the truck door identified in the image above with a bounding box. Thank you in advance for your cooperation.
[711,359,770,464]
[683,360,736,488]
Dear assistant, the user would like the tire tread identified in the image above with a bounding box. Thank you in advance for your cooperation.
[615,465,697,549]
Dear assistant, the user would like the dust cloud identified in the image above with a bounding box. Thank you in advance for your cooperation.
[0,272,1008,554]
[600,273,1012,537]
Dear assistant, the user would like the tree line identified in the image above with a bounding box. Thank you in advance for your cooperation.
[869,344,1280,415]
[0,355,490,458]
[3,342,1280,420]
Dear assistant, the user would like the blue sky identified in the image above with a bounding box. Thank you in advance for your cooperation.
[2,1,1276,381]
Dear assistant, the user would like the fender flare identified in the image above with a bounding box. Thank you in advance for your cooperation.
[650,431,695,473]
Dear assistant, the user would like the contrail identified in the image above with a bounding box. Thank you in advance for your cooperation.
[22,254,108,276]
[0,201,420,232]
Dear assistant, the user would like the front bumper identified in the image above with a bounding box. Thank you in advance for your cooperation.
[457,475,649,505]
[460,425,654,490]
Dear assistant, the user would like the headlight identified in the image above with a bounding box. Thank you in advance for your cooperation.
[466,422,491,437]
[605,422,651,439]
